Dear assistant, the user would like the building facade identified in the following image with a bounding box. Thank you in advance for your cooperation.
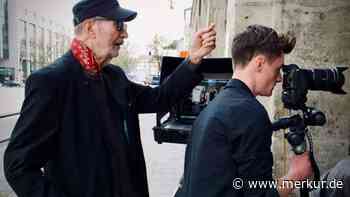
[0,0,10,82]
[2,0,72,83]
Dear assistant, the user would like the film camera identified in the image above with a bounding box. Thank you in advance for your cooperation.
[153,56,233,144]
[272,64,348,154]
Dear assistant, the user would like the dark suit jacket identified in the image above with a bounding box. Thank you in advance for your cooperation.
[179,79,279,197]
[4,51,203,197]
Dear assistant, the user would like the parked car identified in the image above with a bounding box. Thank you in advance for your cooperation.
[150,75,160,86]
[144,74,160,87]
[2,80,21,87]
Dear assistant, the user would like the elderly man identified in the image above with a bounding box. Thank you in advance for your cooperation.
[3,0,216,197]
[178,25,312,197]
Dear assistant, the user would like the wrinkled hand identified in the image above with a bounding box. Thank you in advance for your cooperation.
[189,24,216,64]
[286,152,313,181]
[277,152,313,197]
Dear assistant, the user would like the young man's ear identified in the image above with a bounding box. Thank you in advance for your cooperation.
[254,55,266,72]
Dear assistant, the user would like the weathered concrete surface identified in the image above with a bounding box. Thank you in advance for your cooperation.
[272,0,350,177]
[191,0,350,180]
[191,0,229,57]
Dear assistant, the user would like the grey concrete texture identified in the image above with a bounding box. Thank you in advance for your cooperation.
[272,0,350,177]
[191,0,229,57]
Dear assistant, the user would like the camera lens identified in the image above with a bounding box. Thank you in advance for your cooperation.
[304,67,347,94]
[281,64,347,110]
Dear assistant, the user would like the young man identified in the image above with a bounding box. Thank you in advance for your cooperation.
[3,0,216,197]
[179,25,312,197]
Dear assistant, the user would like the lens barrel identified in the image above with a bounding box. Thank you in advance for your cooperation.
[305,67,347,94]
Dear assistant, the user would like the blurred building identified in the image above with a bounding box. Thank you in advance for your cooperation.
[0,0,73,83]
[182,7,192,54]
[0,0,10,82]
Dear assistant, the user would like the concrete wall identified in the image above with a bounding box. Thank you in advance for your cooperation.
[273,0,350,177]
[190,0,350,178]
[191,0,228,57]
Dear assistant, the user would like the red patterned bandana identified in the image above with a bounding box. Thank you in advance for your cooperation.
[71,38,101,76]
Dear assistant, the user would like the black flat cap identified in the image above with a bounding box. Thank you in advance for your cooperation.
[72,0,137,26]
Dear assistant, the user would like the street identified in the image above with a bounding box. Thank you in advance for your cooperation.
[0,87,186,197]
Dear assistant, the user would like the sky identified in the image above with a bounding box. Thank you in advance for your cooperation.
[16,0,193,56]
[15,0,74,26]
[118,0,193,55]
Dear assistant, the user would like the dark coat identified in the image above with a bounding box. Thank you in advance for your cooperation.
[178,79,279,197]
[4,51,202,197]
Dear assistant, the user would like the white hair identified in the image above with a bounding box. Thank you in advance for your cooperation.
[74,16,108,35]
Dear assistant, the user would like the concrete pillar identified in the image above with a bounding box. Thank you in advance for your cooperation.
[224,0,276,56]
[272,0,350,177]
[191,0,228,57]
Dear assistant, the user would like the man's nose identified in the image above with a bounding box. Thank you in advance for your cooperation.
[121,29,129,39]
[121,25,128,39]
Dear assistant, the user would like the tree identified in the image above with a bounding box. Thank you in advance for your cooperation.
[147,34,180,72]
[147,34,170,71]
[110,41,137,72]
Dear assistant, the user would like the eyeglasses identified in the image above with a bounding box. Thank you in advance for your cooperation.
[114,21,125,32]
[92,16,126,32]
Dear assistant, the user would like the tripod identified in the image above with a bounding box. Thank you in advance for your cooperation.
[272,106,325,197]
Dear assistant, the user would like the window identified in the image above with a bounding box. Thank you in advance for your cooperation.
[37,27,45,67]
[18,20,29,79]
[46,29,52,63]
[0,0,9,59]
[2,0,8,58]
[54,32,60,58]
[28,23,37,71]
[184,8,192,27]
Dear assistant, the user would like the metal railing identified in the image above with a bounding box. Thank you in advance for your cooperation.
[0,112,20,144]
[0,113,19,119]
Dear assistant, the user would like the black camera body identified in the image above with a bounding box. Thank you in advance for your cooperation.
[273,64,348,154]
[153,56,233,144]
[281,64,347,110]
[272,64,347,197]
